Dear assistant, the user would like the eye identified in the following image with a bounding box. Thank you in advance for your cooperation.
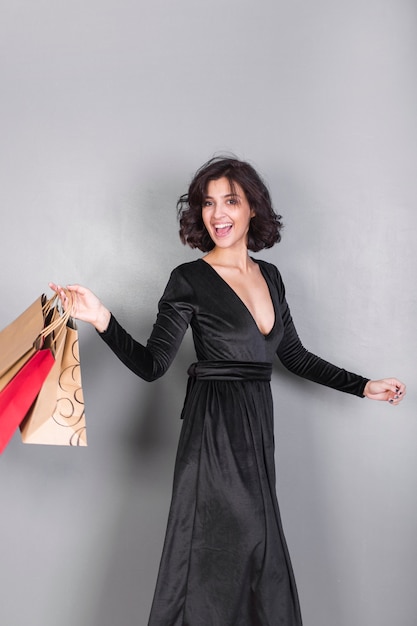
[227,197,238,205]
[203,200,213,207]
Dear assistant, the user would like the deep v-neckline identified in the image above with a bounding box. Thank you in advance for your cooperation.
[199,258,276,338]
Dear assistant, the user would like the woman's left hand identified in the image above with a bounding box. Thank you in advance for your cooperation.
[363,379,406,405]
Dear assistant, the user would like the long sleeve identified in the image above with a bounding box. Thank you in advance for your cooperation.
[274,268,369,397]
[98,267,194,382]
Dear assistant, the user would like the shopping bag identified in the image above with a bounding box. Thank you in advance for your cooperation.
[0,348,55,453]
[20,317,87,446]
[0,292,73,452]
[0,295,48,392]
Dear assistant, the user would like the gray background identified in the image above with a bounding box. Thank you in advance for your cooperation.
[1,1,416,625]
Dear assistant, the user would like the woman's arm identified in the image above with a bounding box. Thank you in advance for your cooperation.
[272,269,406,404]
[49,267,194,382]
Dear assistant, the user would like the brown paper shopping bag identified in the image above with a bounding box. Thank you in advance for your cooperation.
[0,296,49,393]
[20,317,87,446]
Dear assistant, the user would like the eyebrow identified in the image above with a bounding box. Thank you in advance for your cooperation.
[204,193,240,200]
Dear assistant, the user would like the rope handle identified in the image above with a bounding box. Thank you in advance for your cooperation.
[38,290,75,344]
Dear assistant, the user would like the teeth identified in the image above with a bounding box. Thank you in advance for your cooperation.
[215,224,232,229]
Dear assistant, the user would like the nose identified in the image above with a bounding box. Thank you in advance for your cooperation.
[212,201,226,218]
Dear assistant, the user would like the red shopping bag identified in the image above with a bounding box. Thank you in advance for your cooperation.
[0,348,55,453]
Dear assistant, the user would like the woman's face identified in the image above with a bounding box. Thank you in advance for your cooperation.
[202,177,254,252]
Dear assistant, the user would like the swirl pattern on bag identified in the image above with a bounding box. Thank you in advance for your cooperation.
[52,334,87,446]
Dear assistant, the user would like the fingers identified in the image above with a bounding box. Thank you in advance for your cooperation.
[389,382,406,405]
[48,282,75,312]
[382,378,406,406]
[48,282,64,298]
[391,379,406,396]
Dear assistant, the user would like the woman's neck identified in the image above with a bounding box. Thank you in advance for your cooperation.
[203,246,254,273]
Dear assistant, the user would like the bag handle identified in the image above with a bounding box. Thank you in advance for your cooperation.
[37,290,75,346]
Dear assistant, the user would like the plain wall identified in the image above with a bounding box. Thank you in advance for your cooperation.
[1,1,416,625]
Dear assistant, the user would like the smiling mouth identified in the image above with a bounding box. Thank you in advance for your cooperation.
[214,223,233,237]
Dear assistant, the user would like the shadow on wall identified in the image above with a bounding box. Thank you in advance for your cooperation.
[83,325,195,626]
[271,357,376,625]
[271,360,349,623]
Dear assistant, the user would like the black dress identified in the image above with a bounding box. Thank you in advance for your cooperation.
[99,258,368,626]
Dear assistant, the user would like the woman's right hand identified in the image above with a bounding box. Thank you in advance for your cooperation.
[48,283,111,333]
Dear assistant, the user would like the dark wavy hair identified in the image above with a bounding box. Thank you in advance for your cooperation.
[177,156,283,252]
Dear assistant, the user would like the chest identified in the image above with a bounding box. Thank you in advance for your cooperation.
[223,272,275,336]
[201,262,276,337]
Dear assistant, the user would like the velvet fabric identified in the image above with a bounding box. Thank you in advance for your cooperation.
[99,259,369,625]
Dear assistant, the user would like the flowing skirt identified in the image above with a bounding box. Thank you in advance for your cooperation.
[148,362,302,626]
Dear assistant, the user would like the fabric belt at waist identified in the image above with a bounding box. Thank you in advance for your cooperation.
[187,360,272,381]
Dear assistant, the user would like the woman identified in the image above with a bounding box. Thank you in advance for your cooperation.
[50,157,405,626]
